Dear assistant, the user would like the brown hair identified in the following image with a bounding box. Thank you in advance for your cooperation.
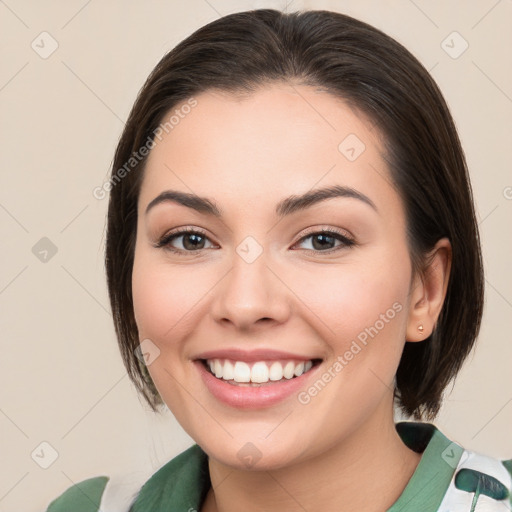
[105,9,484,420]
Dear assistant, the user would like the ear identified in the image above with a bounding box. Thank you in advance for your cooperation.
[406,238,452,342]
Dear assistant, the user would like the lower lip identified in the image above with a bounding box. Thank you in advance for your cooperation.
[195,360,319,409]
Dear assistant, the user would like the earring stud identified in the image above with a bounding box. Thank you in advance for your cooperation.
[418,325,424,333]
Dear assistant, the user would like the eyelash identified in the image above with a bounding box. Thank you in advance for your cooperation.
[155,226,356,256]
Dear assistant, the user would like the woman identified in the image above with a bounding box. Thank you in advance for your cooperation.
[47,8,511,512]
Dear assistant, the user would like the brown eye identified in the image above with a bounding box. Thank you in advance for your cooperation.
[156,229,214,253]
[295,230,355,253]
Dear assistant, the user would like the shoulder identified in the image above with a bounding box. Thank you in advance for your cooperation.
[46,476,109,512]
[394,422,512,510]
[132,443,210,510]
[504,459,512,479]
[439,449,512,510]
[45,444,208,512]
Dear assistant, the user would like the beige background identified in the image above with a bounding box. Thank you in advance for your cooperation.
[0,0,511,510]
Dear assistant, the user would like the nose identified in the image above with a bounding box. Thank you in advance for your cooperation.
[210,250,291,332]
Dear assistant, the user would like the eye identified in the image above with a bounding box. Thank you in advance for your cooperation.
[294,228,355,253]
[155,227,356,255]
[156,228,215,253]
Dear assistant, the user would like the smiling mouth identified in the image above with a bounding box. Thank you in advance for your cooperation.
[200,358,323,386]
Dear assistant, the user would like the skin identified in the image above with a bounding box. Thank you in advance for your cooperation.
[132,83,451,512]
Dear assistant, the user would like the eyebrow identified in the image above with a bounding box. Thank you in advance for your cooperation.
[145,185,377,218]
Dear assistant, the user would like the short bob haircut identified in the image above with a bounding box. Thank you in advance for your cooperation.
[105,9,484,421]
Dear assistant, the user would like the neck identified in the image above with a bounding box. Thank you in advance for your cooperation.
[202,402,422,512]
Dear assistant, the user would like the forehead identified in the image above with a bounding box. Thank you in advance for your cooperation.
[139,83,397,217]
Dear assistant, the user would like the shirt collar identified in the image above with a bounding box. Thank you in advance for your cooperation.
[388,422,463,511]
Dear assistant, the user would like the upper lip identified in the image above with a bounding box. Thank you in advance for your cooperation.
[194,348,321,362]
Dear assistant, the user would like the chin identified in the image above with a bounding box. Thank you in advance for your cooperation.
[201,435,308,472]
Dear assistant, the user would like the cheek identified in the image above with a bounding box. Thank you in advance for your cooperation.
[131,249,207,409]
[293,260,409,344]
[287,260,410,421]
[132,251,203,345]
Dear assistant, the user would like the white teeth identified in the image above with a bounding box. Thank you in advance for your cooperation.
[251,362,269,383]
[269,361,283,381]
[206,358,316,384]
[214,359,223,378]
[233,361,251,383]
[294,362,305,377]
[222,360,234,380]
[283,361,295,379]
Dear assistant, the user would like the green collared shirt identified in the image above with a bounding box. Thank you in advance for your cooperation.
[46,422,512,511]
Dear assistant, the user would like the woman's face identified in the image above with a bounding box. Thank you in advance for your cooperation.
[132,83,417,469]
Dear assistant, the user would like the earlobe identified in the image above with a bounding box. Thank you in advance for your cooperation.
[406,238,452,342]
